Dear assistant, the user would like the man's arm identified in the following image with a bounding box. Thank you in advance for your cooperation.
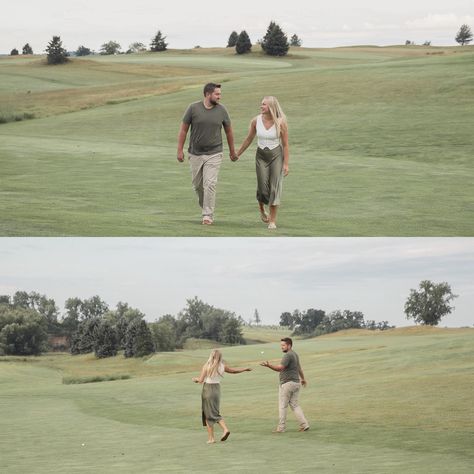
[298,365,307,387]
[224,124,238,161]
[177,122,190,162]
[260,361,285,372]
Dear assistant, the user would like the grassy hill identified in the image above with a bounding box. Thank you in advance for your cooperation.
[1,327,472,472]
[1,46,473,236]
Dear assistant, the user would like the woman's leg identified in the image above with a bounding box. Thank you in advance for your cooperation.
[259,201,269,222]
[269,205,278,226]
[206,421,215,443]
[218,419,230,441]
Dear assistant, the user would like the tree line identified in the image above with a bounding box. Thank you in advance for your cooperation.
[10,23,473,61]
[0,294,244,357]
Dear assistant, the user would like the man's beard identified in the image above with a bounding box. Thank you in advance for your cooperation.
[210,99,218,106]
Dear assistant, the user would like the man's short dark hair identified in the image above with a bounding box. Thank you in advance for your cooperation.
[203,82,221,96]
[281,337,293,346]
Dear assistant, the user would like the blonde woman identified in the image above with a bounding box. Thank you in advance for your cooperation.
[192,349,252,444]
[237,96,289,229]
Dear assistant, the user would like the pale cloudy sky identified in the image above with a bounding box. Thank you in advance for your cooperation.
[0,238,473,328]
[1,0,473,53]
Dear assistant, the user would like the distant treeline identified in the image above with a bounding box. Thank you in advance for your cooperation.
[280,309,393,337]
[0,292,244,357]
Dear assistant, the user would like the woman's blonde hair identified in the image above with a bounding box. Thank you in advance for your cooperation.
[203,349,224,378]
[263,96,287,137]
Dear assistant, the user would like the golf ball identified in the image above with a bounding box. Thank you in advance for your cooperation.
[261,351,265,354]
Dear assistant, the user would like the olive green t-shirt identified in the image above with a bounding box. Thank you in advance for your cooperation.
[279,350,301,385]
[183,101,231,156]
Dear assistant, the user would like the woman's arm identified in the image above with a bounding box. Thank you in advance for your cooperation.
[224,364,252,374]
[280,123,289,176]
[192,366,207,384]
[236,118,257,156]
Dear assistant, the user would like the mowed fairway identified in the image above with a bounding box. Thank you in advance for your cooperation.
[1,327,473,473]
[1,46,473,236]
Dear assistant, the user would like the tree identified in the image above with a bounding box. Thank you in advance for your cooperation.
[94,320,118,358]
[236,30,252,54]
[455,24,473,46]
[80,296,108,320]
[222,318,244,344]
[70,318,100,354]
[292,308,325,335]
[100,41,121,55]
[45,36,69,64]
[279,311,295,329]
[290,34,302,47]
[150,31,168,52]
[150,317,177,351]
[124,318,154,357]
[404,280,458,326]
[227,31,239,47]
[22,43,33,55]
[10,48,19,56]
[128,42,146,54]
[253,308,261,325]
[261,21,289,56]
[0,306,48,356]
[75,45,91,56]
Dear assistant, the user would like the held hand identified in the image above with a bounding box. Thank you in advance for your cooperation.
[283,164,289,176]
[230,152,239,162]
[177,150,184,162]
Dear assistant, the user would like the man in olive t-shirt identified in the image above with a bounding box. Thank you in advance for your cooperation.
[261,337,310,433]
[177,82,238,225]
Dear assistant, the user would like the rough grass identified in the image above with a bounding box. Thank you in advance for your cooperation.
[1,327,472,473]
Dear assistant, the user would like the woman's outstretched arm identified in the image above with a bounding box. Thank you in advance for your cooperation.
[224,364,252,374]
[236,118,257,157]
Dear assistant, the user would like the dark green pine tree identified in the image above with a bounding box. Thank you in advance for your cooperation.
[10,48,19,56]
[235,30,252,54]
[227,31,239,47]
[261,21,289,56]
[45,36,69,64]
[94,320,118,358]
[124,319,155,357]
[22,43,33,55]
[150,30,168,52]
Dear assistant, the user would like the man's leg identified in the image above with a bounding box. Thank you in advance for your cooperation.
[288,382,309,430]
[277,383,291,431]
[189,154,204,212]
[201,153,223,219]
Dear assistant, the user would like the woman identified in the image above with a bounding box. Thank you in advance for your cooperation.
[192,349,252,444]
[237,96,289,229]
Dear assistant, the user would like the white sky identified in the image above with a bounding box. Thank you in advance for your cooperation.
[0,238,472,328]
[1,0,473,53]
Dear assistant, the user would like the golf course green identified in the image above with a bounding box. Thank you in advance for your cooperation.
[1,326,473,473]
[1,46,473,236]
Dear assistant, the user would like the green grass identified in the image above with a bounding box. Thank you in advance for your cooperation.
[1,327,473,473]
[1,46,473,236]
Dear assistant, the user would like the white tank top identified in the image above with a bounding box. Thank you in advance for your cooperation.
[205,362,225,384]
[256,115,280,150]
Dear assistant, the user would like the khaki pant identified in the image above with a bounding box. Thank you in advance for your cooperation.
[189,152,223,218]
[278,381,309,431]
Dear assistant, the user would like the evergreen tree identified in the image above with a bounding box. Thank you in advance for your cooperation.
[236,30,252,54]
[150,30,168,52]
[124,319,154,357]
[94,320,118,358]
[455,24,473,46]
[45,36,69,64]
[227,31,239,47]
[290,34,302,47]
[22,43,33,55]
[261,21,289,56]
[10,48,19,56]
[70,318,100,354]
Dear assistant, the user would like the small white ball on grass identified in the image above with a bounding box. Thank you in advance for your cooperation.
[261,351,265,354]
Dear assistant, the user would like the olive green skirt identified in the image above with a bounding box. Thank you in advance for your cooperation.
[201,383,222,426]
[255,145,284,206]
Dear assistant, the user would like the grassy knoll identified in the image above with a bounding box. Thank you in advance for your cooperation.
[1,327,473,473]
[0,46,473,236]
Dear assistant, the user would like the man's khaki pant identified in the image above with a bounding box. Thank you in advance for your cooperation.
[189,152,223,218]
[278,381,309,431]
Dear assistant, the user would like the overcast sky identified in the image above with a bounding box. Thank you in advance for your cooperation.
[1,0,473,53]
[0,238,472,328]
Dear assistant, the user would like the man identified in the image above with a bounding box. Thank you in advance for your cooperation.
[177,83,238,225]
[261,337,310,433]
